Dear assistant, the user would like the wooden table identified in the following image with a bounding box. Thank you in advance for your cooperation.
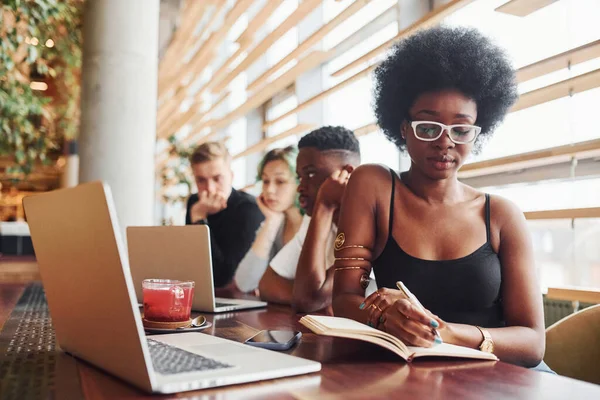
[1,282,600,399]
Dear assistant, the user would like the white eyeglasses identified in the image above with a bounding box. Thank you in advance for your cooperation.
[410,120,481,144]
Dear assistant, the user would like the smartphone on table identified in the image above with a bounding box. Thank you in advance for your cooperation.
[244,330,302,351]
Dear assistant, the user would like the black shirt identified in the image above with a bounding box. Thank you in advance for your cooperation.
[373,170,505,328]
[185,189,264,288]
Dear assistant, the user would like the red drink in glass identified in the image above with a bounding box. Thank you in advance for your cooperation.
[142,279,195,322]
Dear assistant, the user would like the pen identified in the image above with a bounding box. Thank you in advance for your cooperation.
[396,281,443,344]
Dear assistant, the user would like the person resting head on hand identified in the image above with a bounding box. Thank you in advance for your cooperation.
[185,141,264,289]
[231,146,303,294]
[258,126,365,313]
[332,26,550,371]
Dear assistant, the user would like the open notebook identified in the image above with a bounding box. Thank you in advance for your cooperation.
[299,315,498,362]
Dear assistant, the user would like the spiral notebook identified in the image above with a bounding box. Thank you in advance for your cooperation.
[299,315,498,362]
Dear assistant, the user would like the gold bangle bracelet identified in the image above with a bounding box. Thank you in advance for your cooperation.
[335,244,369,251]
[334,232,372,252]
[334,257,366,261]
[334,266,368,272]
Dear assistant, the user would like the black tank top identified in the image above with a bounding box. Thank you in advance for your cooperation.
[372,169,505,328]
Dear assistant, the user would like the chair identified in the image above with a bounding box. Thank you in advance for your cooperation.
[545,304,600,385]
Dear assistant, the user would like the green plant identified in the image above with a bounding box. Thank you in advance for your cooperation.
[159,135,195,206]
[0,0,83,176]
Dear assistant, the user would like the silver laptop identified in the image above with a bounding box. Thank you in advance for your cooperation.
[127,225,267,313]
[23,181,321,394]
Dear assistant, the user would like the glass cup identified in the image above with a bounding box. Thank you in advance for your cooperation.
[142,279,195,322]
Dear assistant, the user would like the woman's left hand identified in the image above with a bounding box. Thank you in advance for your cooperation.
[360,287,408,328]
[257,195,284,223]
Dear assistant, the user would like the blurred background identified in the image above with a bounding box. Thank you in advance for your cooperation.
[1,0,599,289]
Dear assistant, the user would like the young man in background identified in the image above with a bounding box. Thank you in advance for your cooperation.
[185,142,264,288]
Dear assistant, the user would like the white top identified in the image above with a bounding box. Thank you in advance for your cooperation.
[269,215,377,296]
[234,220,285,293]
[270,215,336,280]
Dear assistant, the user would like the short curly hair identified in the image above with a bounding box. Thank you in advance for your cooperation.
[373,26,518,152]
[298,126,360,155]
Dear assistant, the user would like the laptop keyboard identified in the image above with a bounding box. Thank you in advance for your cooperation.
[147,339,233,375]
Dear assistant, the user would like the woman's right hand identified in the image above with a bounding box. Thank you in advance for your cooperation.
[381,299,445,348]
[257,195,284,223]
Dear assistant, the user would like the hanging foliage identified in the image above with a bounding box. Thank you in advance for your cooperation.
[0,0,83,176]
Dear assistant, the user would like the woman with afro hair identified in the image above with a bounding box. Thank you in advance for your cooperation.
[332,26,551,371]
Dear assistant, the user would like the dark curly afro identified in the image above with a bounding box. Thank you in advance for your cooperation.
[373,25,518,153]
